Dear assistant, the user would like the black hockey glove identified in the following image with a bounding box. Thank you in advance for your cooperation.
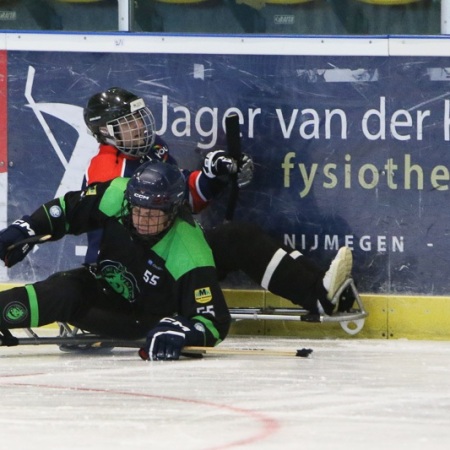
[138,316,206,361]
[0,217,36,267]
[202,150,254,188]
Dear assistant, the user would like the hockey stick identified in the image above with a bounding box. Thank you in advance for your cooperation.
[0,332,312,357]
[224,114,241,222]
[7,234,52,251]
[182,346,312,358]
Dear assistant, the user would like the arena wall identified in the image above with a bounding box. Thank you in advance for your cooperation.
[0,32,449,339]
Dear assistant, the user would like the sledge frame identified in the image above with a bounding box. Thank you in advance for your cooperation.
[228,278,368,335]
[1,278,367,349]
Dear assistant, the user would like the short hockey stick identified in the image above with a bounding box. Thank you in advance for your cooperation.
[0,330,312,357]
[7,234,52,251]
[182,346,312,358]
[224,114,241,222]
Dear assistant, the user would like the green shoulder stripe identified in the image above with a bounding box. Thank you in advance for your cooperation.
[153,218,215,280]
[99,178,129,217]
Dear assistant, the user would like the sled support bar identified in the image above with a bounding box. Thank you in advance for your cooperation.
[228,279,368,335]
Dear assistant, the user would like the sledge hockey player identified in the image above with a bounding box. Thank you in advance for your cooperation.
[0,161,231,361]
[81,87,353,316]
[82,86,254,263]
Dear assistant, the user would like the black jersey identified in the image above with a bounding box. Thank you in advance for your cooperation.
[27,177,231,344]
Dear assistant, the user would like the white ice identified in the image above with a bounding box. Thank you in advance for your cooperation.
[1,331,450,450]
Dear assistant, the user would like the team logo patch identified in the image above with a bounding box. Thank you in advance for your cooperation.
[3,302,28,323]
[195,287,212,304]
[100,260,140,303]
[147,259,163,271]
[194,322,205,333]
[49,205,62,218]
[86,186,97,196]
[153,144,169,161]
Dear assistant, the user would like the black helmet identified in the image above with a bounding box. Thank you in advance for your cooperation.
[126,160,185,235]
[83,87,156,157]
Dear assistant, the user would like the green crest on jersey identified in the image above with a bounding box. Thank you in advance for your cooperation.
[100,260,140,302]
[4,302,28,323]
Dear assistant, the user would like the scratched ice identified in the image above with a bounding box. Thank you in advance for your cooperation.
[1,331,450,450]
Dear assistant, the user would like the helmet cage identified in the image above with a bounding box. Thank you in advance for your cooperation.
[101,103,156,158]
[125,160,186,237]
[130,206,174,237]
[126,190,184,238]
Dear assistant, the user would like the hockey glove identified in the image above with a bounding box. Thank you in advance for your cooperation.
[202,150,254,188]
[202,150,238,178]
[0,217,36,267]
[138,316,206,361]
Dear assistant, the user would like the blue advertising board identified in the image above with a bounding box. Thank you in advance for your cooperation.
[5,50,450,295]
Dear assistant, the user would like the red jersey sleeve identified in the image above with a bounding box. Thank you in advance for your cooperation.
[187,170,209,213]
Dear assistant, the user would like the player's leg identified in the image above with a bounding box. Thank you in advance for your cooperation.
[0,267,146,337]
[0,268,99,331]
[206,222,352,314]
[57,269,150,339]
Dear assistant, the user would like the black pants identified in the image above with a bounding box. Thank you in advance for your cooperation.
[205,222,332,314]
[0,268,150,339]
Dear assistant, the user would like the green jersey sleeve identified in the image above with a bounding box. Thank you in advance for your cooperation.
[28,178,129,240]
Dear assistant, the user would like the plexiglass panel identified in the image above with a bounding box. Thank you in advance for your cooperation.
[0,0,118,31]
[0,1,444,35]
[132,0,442,35]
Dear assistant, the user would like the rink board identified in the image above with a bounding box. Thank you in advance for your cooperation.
[1,283,449,340]
[0,34,450,336]
[225,290,450,340]
[0,35,450,298]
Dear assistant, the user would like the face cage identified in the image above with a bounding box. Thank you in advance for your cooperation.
[106,107,156,157]
[124,202,180,239]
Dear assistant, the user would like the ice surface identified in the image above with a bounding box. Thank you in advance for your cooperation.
[1,332,450,450]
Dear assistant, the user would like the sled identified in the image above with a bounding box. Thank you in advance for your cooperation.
[228,278,367,336]
[1,278,367,352]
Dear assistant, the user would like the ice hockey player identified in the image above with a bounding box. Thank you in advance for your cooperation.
[0,160,231,361]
